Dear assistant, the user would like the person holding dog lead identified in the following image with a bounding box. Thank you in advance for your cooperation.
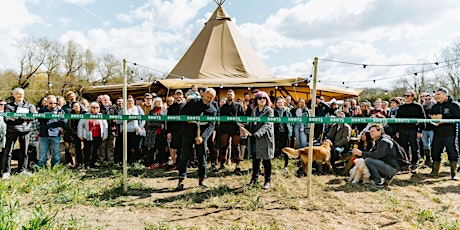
[249,91,275,190]
[175,88,217,191]
[352,124,398,186]
[327,110,351,170]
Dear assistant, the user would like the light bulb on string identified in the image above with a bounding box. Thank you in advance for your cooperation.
[219,84,223,89]
[275,85,278,90]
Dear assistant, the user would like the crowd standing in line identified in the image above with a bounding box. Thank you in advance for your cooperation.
[1,86,459,188]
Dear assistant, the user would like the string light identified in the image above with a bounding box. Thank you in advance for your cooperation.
[275,85,278,90]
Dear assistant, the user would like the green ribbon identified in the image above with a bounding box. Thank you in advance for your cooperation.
[0,112,455,124]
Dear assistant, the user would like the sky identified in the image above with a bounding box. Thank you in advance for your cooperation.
[1,0,460,90]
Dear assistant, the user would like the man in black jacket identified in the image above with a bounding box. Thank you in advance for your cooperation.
[395,90,426,174]
[352,124,398,186]
[2,88,36,179]
[175,88,217,191]
[429,87,460,180]
[217,89,244,173]
[37,95,66,167]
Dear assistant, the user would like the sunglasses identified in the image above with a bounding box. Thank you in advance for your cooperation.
[0,104,5,106]
[48,102,57,105]
[425,98,431,100]
[145,98,152,100]
[257,97,266,101]
[91,107,100,109]
[403,95,412,97]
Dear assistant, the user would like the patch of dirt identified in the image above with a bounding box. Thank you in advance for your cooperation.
[59,162,460,229]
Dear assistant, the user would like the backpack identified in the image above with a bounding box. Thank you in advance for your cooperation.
[391,139,410,169]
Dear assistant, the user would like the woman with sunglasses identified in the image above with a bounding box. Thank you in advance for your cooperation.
[144,97,166,170]
[249,91,275,190]
[78,102,108,170]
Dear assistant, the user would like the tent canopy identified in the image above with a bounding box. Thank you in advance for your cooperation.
[81,2,363,101]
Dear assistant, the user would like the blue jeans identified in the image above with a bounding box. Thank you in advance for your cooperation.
[365,158,397,184]
[421,130,434,149]
[38,136,61,166]
[294,124,308,148]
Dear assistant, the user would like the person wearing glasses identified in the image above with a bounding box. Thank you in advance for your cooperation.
[117,96,145,164]
[2,88,36,179]
[37,95,66,168]
[249,91,275,190]
[428,87,460,180]
[78,102,108,170]
[421,93,436,167]
[99,94,118,165]
[165,90,186,171]
[175,88,217,191]
[395,90,426,174]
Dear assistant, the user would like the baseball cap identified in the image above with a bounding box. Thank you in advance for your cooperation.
[175,89,183,94]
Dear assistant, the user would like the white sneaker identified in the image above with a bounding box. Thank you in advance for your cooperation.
[19,171,32,177]
[2,173,10,179]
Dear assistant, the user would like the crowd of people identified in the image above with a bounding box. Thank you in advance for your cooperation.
[1,86,460,190]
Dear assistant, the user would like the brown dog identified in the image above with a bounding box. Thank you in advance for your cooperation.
[282,139,333,174]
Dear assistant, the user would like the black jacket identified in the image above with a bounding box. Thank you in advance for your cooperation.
[37,107,66,137]
[395,102,426,133]
[219,101,244,135]
[363,134,399,170]
[429,97,460,137]
[179,98,217,140]
[3,100,36,133]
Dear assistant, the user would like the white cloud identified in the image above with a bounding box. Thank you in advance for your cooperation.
[117,0,208,30]
[0,1,42,69]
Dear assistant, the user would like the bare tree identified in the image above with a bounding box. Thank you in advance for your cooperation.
[59,41,84,95]
[96,54,121,85]
[441,41,460,98]
[15,38,47,89]
[40,38,62,94]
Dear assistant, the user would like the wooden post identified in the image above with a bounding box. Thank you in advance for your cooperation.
[307,57,318,199]
[122,59,128,192]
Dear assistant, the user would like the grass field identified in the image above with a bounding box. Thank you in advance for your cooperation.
[1,158,459,229]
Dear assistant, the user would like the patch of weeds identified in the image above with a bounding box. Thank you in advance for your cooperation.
[418,208,439,222]
[245,195,265,211]
[146,220,187,230]
[23,205,58,230]
[0,197,21,229]
[431,196,442,203]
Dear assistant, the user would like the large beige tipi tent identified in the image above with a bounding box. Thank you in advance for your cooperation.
[81,0,362,100]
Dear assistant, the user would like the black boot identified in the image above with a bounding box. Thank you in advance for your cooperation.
[175,178,185,191]
[424,149,432,167]
[450,162,459,181]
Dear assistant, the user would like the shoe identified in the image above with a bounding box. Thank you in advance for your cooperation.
[283,167,288,171]
[262,182,270,190]
[175,183,184,191]
[149,164,155,170]
[410,165,418,174]
[384,176,394,185]
[19,171,32,177]
[2,173,10,180]
[199,179,208,188]
[211,164,218,172]
[371,180,384,187]
[85,165,91,170]
[159,163,165,169]
[219,164,226,171]
[249,178,258,185]
[234,167,242,175]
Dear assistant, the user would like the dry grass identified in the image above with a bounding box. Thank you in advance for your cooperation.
[1,158,460,229]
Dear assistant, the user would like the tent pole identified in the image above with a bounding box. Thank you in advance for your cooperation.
[122,59,128,192]
[307,57,318,199]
